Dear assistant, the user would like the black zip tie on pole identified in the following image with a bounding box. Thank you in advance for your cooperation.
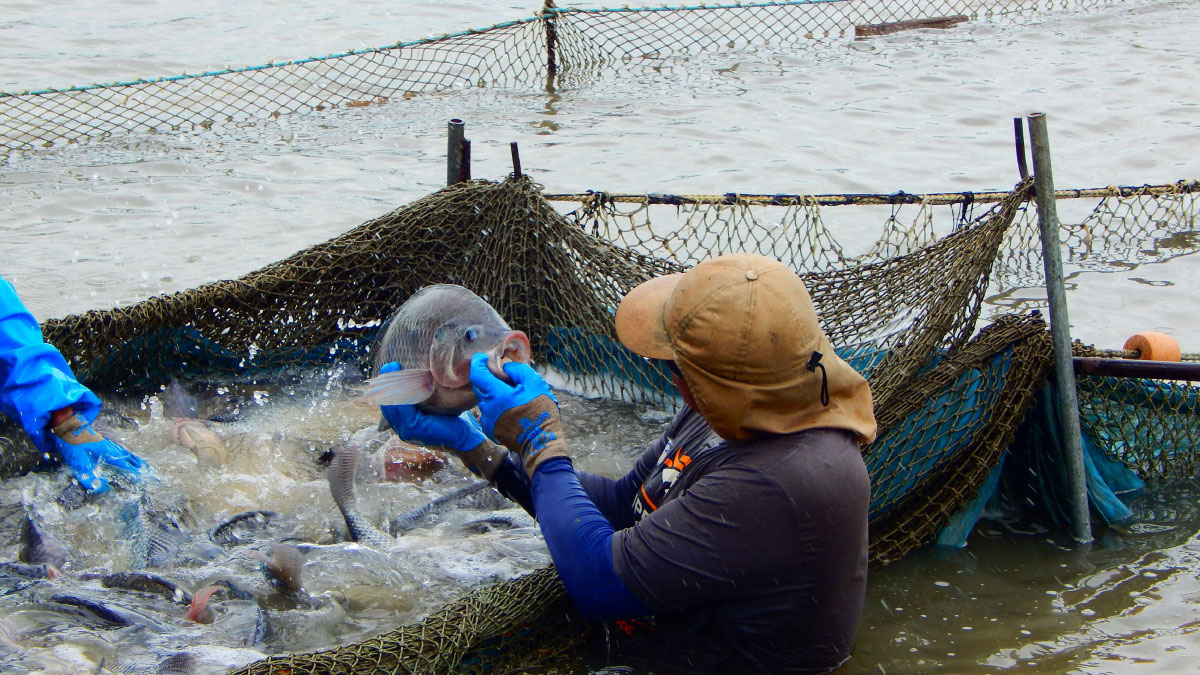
[1014,117,1029,180]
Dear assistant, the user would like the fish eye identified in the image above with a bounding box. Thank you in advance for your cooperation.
[464,327,479,342]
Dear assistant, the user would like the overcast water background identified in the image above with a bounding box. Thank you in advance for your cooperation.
[1,0,1199,673]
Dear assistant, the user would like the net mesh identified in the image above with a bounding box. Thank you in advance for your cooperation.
[3,0,1122,153]
[11,174,1196,673]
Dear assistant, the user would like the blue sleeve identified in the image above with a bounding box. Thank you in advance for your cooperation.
[576,470,643,531]
[0,277,101,454]
[531,457,653,622]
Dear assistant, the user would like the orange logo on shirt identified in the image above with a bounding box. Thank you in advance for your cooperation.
[663,448,692,471]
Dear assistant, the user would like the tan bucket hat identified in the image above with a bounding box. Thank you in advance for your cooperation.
[615,253,877,443]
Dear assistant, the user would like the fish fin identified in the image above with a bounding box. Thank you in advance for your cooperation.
[187,586,220,624]
[267,543,305,593]
[154,652,197,675]
[326,443,360,517]
[356,369,435,406]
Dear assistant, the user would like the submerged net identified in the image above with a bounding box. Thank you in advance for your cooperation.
[229,566,588,675]
[21,175,1200,673]
[2,0,1122,152]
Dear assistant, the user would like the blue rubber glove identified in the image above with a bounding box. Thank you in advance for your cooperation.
[51,413,146,492]
[468,354,556,439]
[377,361,487,453]
[469,353,568,475]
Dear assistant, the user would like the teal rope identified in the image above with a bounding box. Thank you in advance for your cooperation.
[2,0,839,98]
[0,17,536,98]
[551,0,847,15]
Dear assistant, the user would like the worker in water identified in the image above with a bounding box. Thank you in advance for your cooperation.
[0,276,146,493]
[384,253,876,674]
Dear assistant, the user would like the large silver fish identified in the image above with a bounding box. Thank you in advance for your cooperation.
[358,284,531,414]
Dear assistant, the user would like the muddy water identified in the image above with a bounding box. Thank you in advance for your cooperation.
[2,0,1199,672]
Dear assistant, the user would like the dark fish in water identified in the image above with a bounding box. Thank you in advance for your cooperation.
[245,543,305,594]
[160,376,203,419]
[209,510,279,546]
[120,494,191,569]
[19,515,71,571]
[159,376,242,423]
[0,561,58,579]
[110,651,197,675]
[326,443,395,549]
[154,652,198,675]
[359,284,531,414]
[458,512,537,534]
[46,593,169,632]
[91,571,193,605]
[388,481,499,536]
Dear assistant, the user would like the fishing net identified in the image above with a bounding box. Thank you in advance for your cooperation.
[227,566,589,675]
[15,174,1198,674]
[1075,348,1200,484]
[2,0,1121,153]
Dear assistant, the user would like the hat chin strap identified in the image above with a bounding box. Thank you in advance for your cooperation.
[805,351,830,407]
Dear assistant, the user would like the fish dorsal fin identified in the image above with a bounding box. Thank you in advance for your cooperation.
[356,369,435,406]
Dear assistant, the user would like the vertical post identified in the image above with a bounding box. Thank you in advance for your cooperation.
[544,0,558,79]
[447,119,465,186]
[510,142,523,179]
[460,139,472,182]
[1027,112,1092,545]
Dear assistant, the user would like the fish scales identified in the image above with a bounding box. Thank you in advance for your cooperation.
[120,494,191,569]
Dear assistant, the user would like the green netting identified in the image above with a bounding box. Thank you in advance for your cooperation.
[10,174,1196,674]
[2,0,1122,153]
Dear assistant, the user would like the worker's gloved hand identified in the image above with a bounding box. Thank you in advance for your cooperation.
[51,413,146,493]
[377,361,488,453]
[469,353,568,475]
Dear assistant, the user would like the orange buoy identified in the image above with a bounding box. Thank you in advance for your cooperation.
[1123,331,1181,362]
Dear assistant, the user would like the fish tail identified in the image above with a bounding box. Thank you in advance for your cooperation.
[355,369,436,406]
[326,444,360,518]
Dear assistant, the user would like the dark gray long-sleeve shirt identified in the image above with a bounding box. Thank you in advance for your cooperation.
[600,406,870,674]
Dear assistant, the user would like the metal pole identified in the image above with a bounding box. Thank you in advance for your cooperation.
[1074,357,1200,381]
[459,139,472,183]
[447,119,465,186]
[510,142,523,179]
[1028,112,1092,544]
[544,0,558,78]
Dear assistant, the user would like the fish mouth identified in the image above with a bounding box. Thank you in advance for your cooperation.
[484,331,532,381]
